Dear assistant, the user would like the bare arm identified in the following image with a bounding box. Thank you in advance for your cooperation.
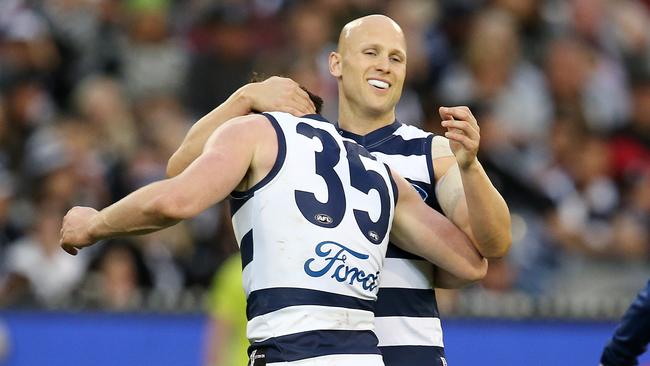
[437,106,512,259]
[389,173,488,285]
[61,115,274,255]
[167,77,314,177]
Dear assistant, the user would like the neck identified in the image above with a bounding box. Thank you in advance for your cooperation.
[337,100,396,136]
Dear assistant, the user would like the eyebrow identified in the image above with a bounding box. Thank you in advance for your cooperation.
[361,43,407,59]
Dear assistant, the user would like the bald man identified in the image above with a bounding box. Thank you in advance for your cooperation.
[326,15,510,366]
[167,15,511,366]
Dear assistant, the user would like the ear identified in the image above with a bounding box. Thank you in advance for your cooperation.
[328,51,342,78]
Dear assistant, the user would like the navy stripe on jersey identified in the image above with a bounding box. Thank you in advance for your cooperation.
[337,121,402,147]
[246,287,375,320]
[249,329,381,362]
[301,113,330,123]
[385,165,399,206]
[405,177,433,201]
[375,288,439,318]
[385,243,426,260]
[230,194,252,216]
[230,113,287,201]
[380,345,446,366]
[424,134,436,199]
[240,229,253,269]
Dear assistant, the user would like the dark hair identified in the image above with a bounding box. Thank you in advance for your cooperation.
[249,73,323,114]
[302,87,323,114]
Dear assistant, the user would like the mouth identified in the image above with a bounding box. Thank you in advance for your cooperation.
[367,78,391,90]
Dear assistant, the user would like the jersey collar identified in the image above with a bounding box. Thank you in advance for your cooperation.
[335,120,402,148]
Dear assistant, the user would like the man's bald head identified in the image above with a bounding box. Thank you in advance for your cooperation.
[337,15,405,54]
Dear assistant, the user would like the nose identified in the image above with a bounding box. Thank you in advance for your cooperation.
[374,56,391,73]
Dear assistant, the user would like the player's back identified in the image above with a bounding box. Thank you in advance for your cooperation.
[230,112,398,366]
[339,121,448,366]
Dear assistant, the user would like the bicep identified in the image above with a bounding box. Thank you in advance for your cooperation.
[390,174,451,263]
[166,119,260,216]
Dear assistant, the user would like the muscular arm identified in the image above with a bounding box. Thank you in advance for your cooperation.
[167,77,314,177]
[436,106,512,259]
[61,115,275,254]
[390,173,488,286]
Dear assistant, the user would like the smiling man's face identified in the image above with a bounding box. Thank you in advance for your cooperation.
[330,15,407,121]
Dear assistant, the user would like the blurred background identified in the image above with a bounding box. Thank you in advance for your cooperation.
[0,0,649,365]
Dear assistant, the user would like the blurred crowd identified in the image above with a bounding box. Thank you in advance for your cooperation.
[0,0,648,312]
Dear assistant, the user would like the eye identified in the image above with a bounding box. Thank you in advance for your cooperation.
[363,50,377,56]
[390,56,403,63]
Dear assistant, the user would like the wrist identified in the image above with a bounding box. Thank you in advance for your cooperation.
[459,157,480,172]
[233,83,257,114]
[87,211,107,241]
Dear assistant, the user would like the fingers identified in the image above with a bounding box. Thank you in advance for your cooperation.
[439,106,478,126]
[264,76,316,116]
[441,119,479,140]
[292,92,316,115]
[444,131,475,150]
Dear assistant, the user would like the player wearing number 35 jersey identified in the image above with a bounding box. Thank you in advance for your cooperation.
[60,108,486,366]
[229,112,484,366]
[232,112,398,365]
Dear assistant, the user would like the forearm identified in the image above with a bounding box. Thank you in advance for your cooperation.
[433,266,483,289]
[392,194,487,282]
[89,180,182,240]
[167,88,251,177]
[459,160,512,258]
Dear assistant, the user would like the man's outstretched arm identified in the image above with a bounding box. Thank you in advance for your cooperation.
[61,115,272,255]
[390,173,488,286]
[167,77,314,177]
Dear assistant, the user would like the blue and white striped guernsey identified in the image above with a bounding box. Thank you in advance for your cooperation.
[230,112,399,366]
[339,121,450,366]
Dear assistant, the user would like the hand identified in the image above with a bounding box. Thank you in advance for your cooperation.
[242,76,316,116]
[60,206,100,255]
[439,106,480,169]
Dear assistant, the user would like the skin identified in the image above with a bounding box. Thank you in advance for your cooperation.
[166,77,316,178]
[159,15,509,284]
[329,16,407,133]
[330,15,511,258]
[60,115,487,283]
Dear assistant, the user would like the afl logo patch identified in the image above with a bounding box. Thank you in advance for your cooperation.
[315,213,333,224]
[368,231,379,242]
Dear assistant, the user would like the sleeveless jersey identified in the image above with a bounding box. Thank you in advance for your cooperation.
[230,112,399,366]
[338,121,449,366]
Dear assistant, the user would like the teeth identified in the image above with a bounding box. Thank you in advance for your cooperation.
[368,79,389,89]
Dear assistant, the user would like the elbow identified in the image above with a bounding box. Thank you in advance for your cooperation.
[479,230,513,259]
[467,258,489,282]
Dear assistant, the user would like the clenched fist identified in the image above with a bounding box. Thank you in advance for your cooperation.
[60,206,99,255]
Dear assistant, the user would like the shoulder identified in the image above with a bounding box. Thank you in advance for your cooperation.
[210,114,277,143]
